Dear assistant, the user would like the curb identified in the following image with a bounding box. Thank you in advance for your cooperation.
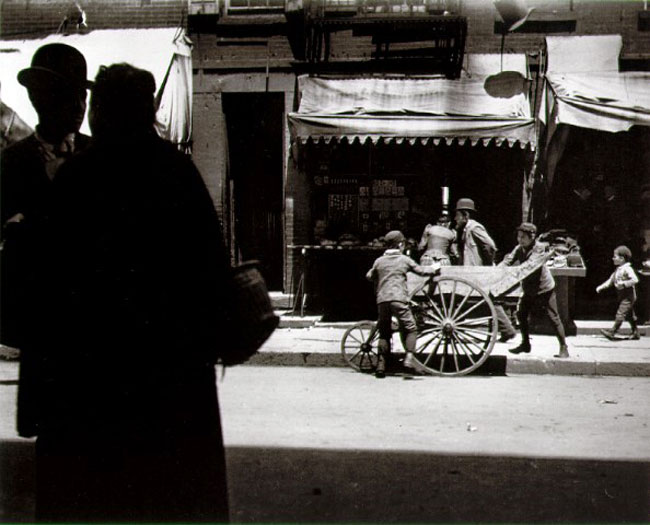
[277,315,650,336]
[247,351,650,377]
[3,342,649,379]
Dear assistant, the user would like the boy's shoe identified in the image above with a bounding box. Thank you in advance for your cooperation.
[509,343,531,354]
[554,345,569,359]
[600,329,617,341]
[375,355,386,378]
[498,332,516,343]
[629,331,641,340]
[403,352,417,370]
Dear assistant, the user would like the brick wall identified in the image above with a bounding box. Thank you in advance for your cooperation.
[321,0,650,58]
[462,0,650,57]
[188,1,650,69]
[1,0,185,40]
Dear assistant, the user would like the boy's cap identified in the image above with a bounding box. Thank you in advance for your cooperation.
[384,230,405,244]
[517,222,537,235]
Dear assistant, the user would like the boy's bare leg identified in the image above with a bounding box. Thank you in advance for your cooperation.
[376,338,390,377]
[402,332,418,369]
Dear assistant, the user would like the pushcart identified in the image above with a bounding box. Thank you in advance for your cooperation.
[340,262,550,377]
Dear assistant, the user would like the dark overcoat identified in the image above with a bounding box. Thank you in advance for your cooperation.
[1,133,91,437]
[27,133,231,522]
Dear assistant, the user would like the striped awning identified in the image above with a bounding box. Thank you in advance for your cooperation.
[288,75,536,149]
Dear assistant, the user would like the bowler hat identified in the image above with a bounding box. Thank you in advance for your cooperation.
[455,198,476,213]
[384,230,405,246]
[18,43,92,90]
[517,222,537,235]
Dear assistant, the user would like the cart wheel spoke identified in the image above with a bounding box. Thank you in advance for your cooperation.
[453,297,488,325]
[447,280,458,316]
[456,315,493,327]
[456,328,491,350]
[424,296,446,324]
[347,332,364,345]
[439,339,448,372]
[417,334,443,367]
[416,330,442,352]
[457,324,491,339]
[448,288,471,322]
[451,333,477,365]
[437,285,449,318]
[450,338,461,372]
[341,322,379,372]
[408,276,497,376]
[454,329,486,356]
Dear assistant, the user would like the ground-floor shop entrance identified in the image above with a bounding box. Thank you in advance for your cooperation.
[223,92,284,290]
[291,139,532,320]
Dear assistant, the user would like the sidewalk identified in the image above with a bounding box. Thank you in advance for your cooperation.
[1,322,648,379]
[250,320,650,377]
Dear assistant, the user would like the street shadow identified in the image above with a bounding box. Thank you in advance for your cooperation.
[226,446,649,523]
[0,439,35,523]
[3,441,648,523]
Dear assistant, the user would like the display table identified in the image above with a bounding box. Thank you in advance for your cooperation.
[638,270,650,325]
[288,245,384,321]
[288,245,586,333]
[538,266,586,336]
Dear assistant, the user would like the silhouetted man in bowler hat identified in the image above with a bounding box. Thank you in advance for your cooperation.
[1,43,92,440]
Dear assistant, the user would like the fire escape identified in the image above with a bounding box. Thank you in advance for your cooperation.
[285,0,467,77]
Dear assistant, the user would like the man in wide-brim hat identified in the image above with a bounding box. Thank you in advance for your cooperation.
[454,197,517,342]
[1,42,93,444]
[454,198,495,266]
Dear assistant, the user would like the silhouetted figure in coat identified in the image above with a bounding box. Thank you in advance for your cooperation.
[32,63,230,522]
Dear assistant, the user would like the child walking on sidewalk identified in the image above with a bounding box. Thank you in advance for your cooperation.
[366,230,439,378]
[596,245,641,340]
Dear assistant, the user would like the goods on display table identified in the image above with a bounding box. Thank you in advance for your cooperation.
[290,229,587,330]
[313,174,414,246]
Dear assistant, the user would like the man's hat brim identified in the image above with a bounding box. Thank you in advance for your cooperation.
[18,67,93,90]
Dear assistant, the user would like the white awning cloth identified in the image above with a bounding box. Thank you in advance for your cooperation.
[540,35,650,134]
[289,75,536,149]
[541,71,650,133]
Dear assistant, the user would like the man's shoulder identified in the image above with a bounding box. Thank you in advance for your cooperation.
[620,262,637,275]
[1,134,38,161]
[465,219,485,235]
[375,252,411,264]
[75,133,92,151]
[507,244,523,258]
[532,242,547,255]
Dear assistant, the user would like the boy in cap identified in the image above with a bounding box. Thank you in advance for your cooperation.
[501,222,569,358]
[366,230,440,377]
[596,245,641,340]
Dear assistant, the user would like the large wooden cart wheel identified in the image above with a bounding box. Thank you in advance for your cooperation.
[410,276,498,376]
[340,321,380,373]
